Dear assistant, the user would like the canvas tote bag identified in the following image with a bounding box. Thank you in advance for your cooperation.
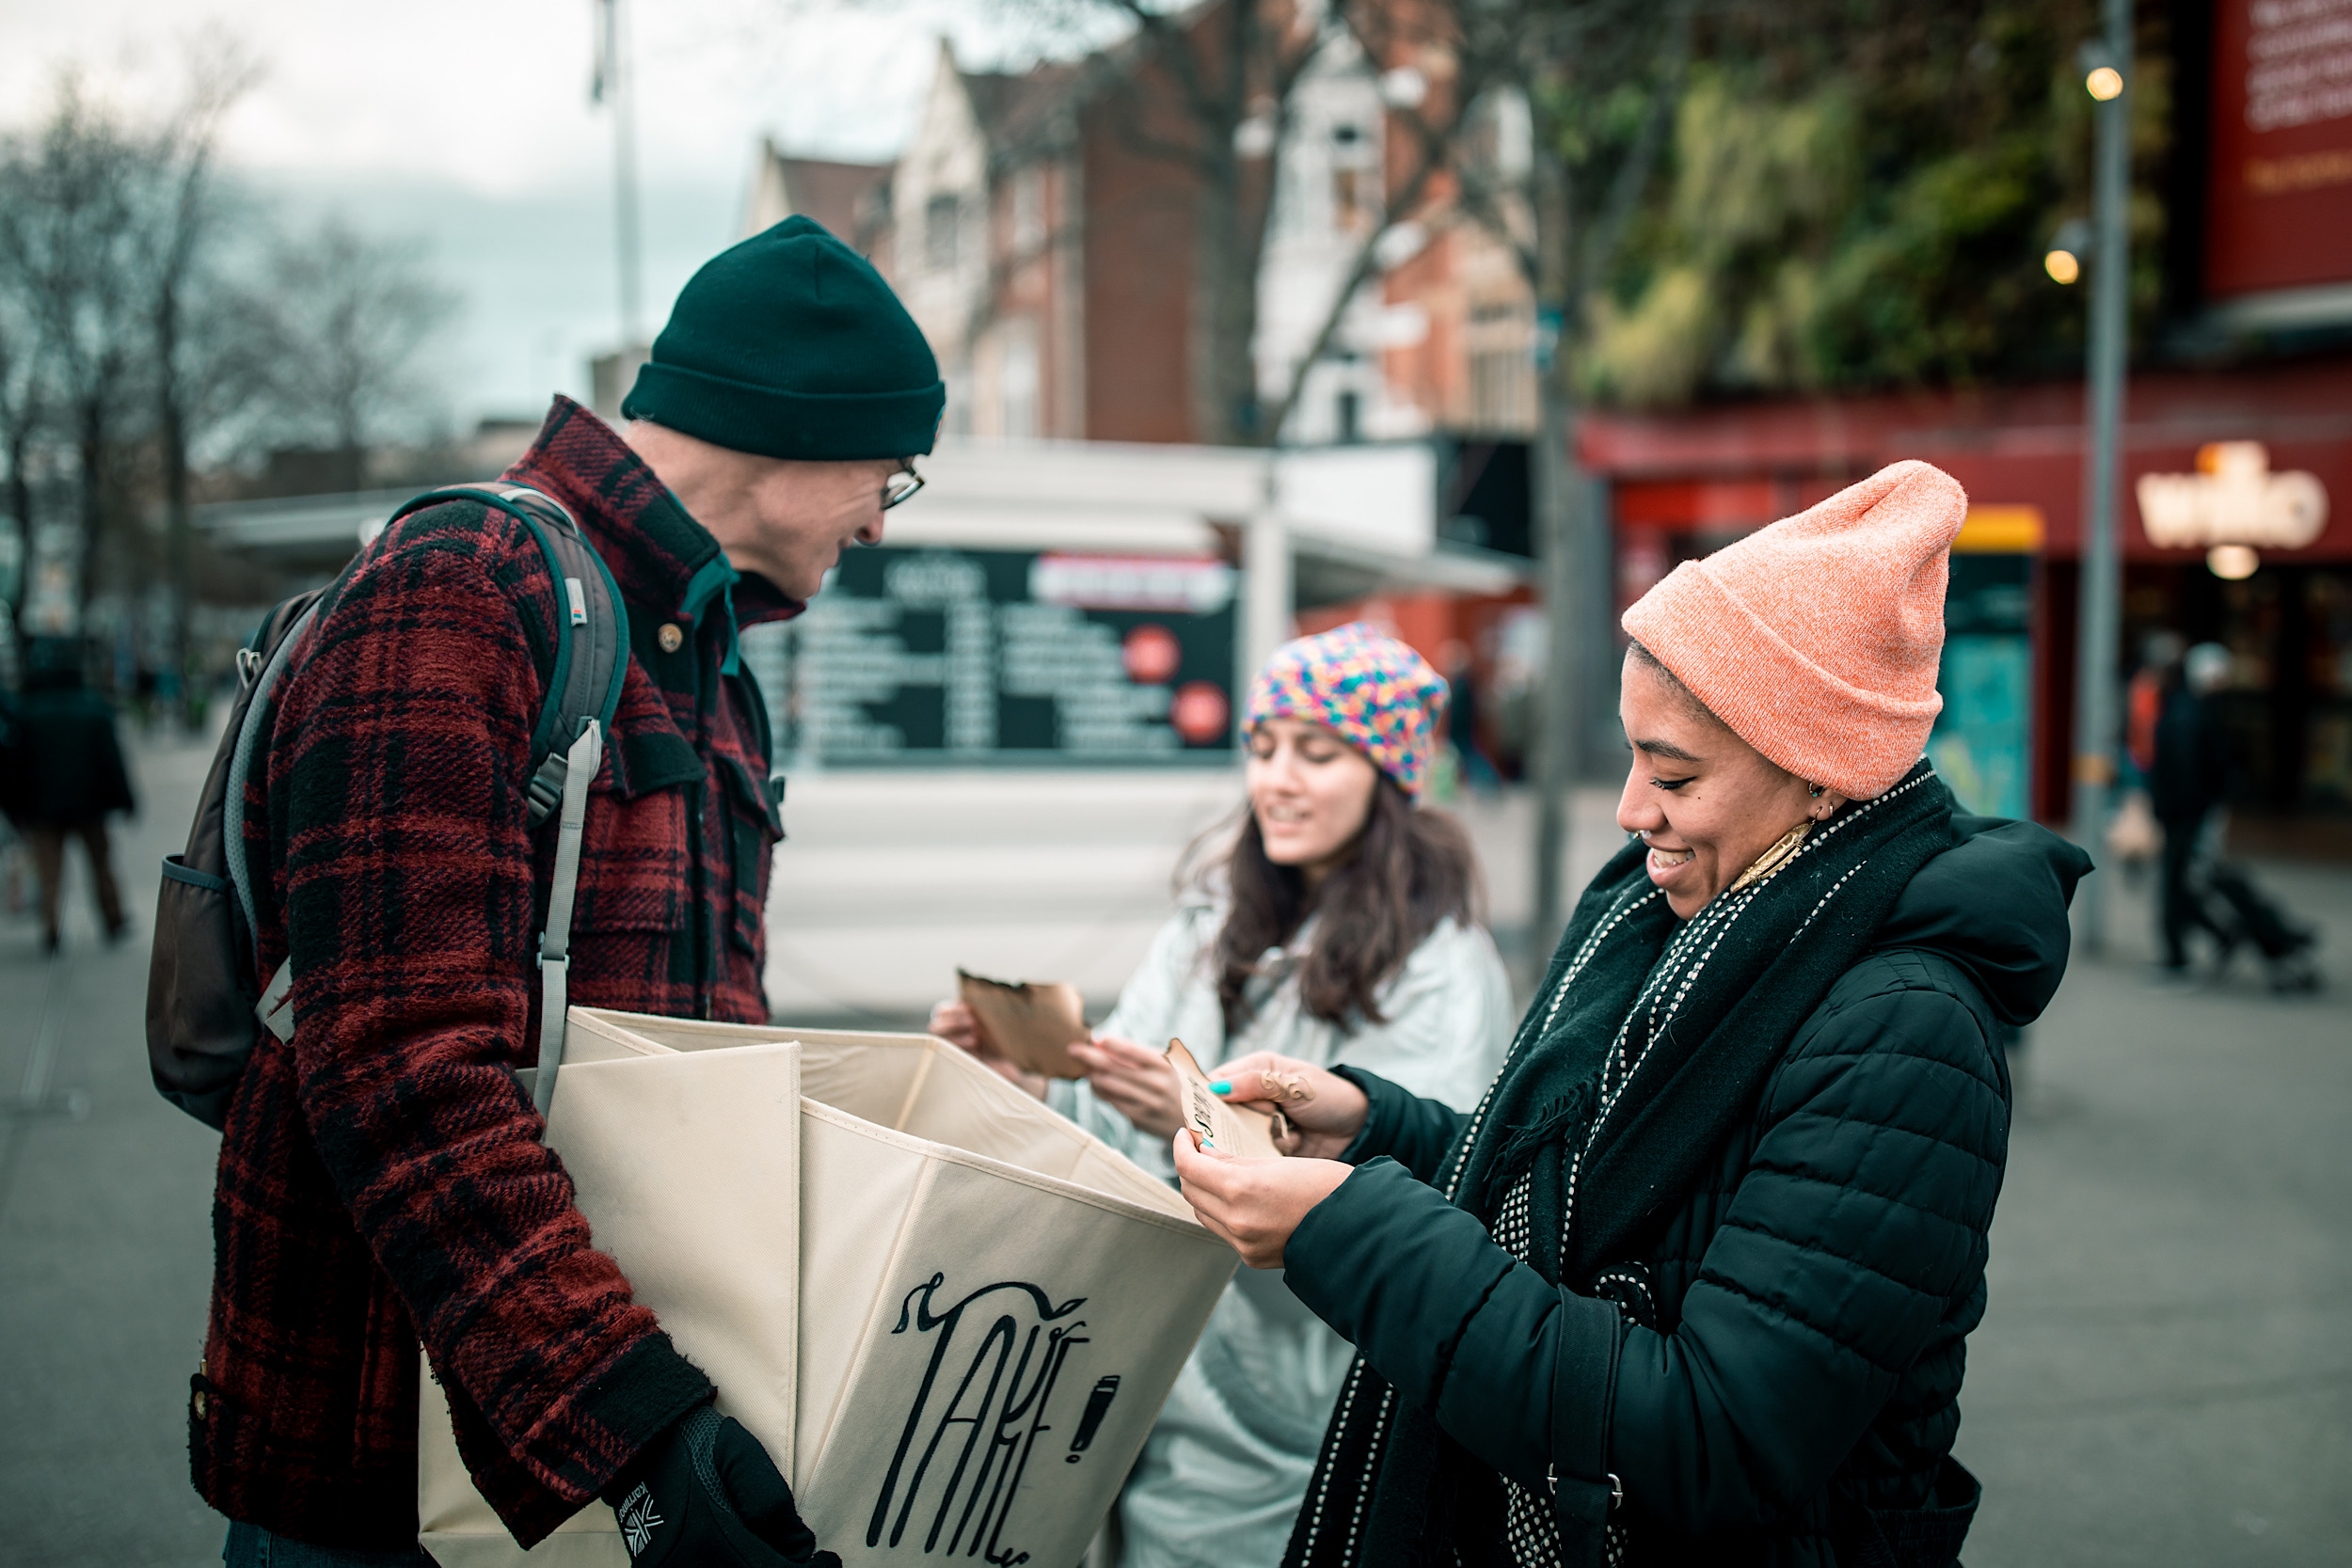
[420,1008,1237,1568]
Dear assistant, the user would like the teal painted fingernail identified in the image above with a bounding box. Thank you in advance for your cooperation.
[1210,1080,1232,1095]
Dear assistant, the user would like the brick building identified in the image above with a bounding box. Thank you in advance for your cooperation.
[741,0,1538,449]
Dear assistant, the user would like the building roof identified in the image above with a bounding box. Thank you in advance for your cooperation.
[743,140,893,246]
[959,61,1088,161]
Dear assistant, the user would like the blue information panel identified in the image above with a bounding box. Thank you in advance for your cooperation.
[1929,553,2033,819]
[739,546,1240,768]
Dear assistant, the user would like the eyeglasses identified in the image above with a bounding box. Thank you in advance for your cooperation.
[882,459,925,511]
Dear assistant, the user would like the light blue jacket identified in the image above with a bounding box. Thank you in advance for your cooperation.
[1050,898,1513,1568]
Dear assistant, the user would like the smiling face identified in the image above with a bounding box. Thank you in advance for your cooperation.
[1247,717,1382,884]
[1615,648,1847,919]
[628,420,903,600]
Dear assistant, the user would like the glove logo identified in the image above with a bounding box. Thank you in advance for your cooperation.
[868,1273,1093,1565]
[617,1481,665,1558]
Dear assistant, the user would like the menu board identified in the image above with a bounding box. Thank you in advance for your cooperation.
[739,546,1239,767]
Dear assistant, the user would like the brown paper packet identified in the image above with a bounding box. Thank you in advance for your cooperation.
[1165,1038,1290,1158]
[956,969,1090,1079]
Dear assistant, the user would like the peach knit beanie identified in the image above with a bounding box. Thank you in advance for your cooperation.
[1620,459,1966,800]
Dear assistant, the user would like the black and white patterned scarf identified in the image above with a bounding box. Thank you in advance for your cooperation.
[1283,761,1957,1568]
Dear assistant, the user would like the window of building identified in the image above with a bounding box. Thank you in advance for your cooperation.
[1335,389,1361,444]
[1470,348,1537,434]
[1011,168,1046,255]
[926,194,961,270]
[999,323,1041,439]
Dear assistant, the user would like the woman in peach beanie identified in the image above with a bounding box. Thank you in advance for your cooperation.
[1174,461,2093,1568]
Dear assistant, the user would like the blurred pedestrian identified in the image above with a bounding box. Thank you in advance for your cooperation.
[195,218,938,1568]
[930,623,1513,1568]
[2150,641,2233,977]
[1441,637,1502,794]
[0,676,26,918]
[1174,463,2090,1568]
[2155,642,2323,990]
[0,638,134,953]
[2106,630,2184,879]
[2125,629,2185,783]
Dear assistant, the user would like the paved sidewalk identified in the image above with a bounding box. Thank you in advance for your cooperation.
[0,726,225,1566]
[1955,855,2352,1566]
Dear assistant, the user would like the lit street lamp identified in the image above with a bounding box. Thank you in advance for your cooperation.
[2069,8,2133,955]
[2044,218,2091,286]
[2208,544,2260,580]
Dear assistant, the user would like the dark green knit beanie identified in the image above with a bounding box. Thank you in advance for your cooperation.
[623,216,945,460]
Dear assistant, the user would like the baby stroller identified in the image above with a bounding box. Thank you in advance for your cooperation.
[2201,860,2322,993]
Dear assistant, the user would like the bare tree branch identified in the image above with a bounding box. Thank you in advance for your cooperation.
[146,29,265,690]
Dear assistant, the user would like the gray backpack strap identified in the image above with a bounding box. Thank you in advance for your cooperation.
[226,602,322,954]
[455,482,629,829]
[229,602,326,1047]
[450,483,628,1113]
[532,718,604,1117]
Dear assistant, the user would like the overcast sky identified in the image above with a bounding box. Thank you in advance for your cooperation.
[0,0,1050,425]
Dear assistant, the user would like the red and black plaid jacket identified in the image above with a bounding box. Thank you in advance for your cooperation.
[195,399,802,1549]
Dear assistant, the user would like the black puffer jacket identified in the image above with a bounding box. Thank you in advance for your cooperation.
[0,682,135,825]
[1285,816,2087,1565]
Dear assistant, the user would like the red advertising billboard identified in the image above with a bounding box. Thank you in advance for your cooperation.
[2205,0,2352,298]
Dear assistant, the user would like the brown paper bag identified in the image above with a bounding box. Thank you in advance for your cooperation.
[1164,1038,1288,1158]
[955,969,1089,1079]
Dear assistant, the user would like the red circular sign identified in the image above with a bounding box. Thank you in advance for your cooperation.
[1169,680,1231,745]
[1122,623,1183,685]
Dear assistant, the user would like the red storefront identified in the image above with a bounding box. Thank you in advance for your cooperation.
[1581,356,2352,826]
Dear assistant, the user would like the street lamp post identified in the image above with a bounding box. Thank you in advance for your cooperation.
[2070,0,2133,954]
[593,0,644,345]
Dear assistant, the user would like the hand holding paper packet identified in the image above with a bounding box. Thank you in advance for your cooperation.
[1164,1038,1290,1156]
[1168,1048,1373,1268]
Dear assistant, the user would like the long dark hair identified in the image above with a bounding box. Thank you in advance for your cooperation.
[1181,776,1483,1035]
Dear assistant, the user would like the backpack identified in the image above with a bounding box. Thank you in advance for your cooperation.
[145,483,630,1130]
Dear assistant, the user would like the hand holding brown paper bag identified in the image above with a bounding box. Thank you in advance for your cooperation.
[1188,1050,1369,1161]
[955,969,1090,1079]
[1164,1039,1289,1159]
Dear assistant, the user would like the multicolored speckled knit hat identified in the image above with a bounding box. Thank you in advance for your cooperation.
[1244,623,1450,798]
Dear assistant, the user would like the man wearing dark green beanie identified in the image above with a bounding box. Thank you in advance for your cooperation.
[195,218,936,1568]
[622,214,946,602]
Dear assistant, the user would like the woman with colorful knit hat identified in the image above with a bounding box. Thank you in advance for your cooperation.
[1174,462,2093,1568]
[930,623,1513,1568]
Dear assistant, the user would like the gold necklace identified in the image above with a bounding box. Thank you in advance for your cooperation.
[1728,819,1812,893]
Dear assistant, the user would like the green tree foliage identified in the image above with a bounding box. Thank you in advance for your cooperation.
[1577,0,2169,407]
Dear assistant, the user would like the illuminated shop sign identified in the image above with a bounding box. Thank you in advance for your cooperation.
[2134,441,2329,549]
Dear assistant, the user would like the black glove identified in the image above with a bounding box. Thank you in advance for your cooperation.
[604,1402,839,1568]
